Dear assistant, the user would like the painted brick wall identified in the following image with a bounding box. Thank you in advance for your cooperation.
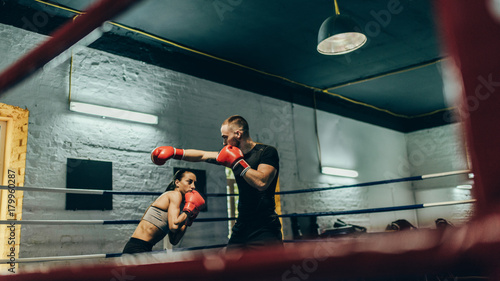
[289,105,416,233]
[0,23,302,260]
[0,23,231,258]
[0,23,472,267]
[405,123,473,228]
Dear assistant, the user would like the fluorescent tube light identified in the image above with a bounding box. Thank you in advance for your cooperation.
[321,167,358,178]
[456,184,472,190]
[70,102,158,125]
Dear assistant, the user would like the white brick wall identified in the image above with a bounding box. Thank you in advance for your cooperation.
[0,23,231,258]
[290,105,416,233]
[406,124,473,228]
[0,23,472,265]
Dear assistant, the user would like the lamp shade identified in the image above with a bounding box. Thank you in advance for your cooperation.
[317,14,367,55]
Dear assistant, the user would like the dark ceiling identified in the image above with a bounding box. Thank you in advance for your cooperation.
[2,0,454,132]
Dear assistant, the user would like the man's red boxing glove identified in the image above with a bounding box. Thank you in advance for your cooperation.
[216,145,251,177]
[150,146,184,165]
[183,190,205,226]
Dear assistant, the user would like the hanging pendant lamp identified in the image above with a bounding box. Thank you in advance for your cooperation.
[317,0,367,55]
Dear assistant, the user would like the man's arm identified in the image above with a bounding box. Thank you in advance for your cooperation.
[242,164,277,191]
[182,149,219,163]
[151,146,219,165]
[216,145,278,191]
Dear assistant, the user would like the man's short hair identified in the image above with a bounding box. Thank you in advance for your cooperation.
[223,115,249,137]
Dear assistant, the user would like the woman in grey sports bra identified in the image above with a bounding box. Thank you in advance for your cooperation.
[122,169,197,254]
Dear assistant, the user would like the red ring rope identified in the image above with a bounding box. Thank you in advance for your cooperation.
[0,0,143,94]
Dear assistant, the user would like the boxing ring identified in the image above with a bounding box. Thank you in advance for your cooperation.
[1,0,500,280]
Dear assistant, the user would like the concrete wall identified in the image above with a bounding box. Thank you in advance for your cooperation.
[0,23,471,263]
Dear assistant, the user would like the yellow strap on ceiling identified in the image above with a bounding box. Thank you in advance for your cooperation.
[33,0,453,119]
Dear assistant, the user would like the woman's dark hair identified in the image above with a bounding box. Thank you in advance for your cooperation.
[165,169,194,192]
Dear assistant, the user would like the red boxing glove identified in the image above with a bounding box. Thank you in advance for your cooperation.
[150,146,184,165]
[216,145,251,177]
[183,190,205,226]
[184,208,200,227]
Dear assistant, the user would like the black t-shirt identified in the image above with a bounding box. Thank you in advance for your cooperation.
[235,143,280,219]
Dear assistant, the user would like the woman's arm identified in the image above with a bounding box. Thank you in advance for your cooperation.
[167,192,188,229]
[167,192,188,245]
[168,224,187,245]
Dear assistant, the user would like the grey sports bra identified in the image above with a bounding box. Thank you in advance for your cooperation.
[142,206,169,234]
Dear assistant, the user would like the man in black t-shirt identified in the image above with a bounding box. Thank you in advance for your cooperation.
[217,116,282,249]
[151,115,283,250]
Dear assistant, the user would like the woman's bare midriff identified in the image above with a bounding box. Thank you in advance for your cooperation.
[131,220,166,245]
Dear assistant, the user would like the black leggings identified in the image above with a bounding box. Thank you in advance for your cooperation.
[122,237,155,254]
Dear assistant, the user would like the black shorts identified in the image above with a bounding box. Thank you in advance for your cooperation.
[122,237,155,254]
[227,214,283,251]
